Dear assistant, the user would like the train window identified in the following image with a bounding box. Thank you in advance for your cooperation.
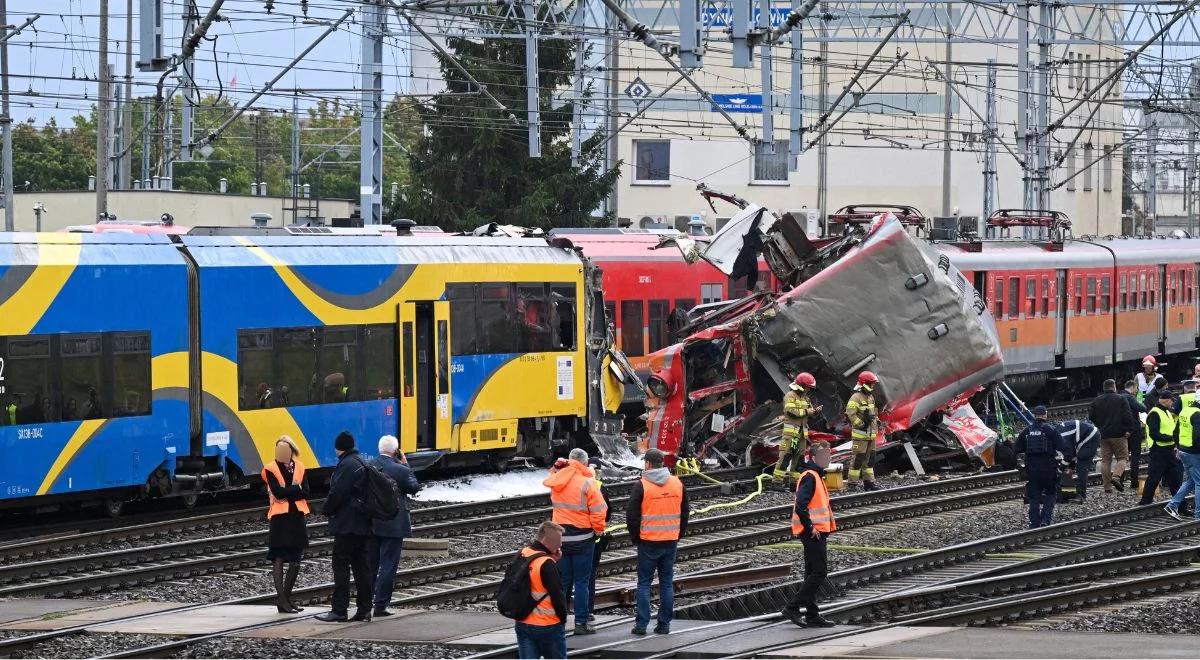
[110,333,151,418]
[1025,277,1036,317]
[1086,278,1097,314]
[1,332,154,425]
[0,336,52,425]
[992,278,1002,318]
[238,330,274,409]
[319,326,359,403]
[1100,276,1111,313]
[1140,274,1147,309]
[648,300,671,353]
[1169,273,1176,306]
[1120,274,1128,311]
[437,320,450,395]
[675,299,696,312]
[701,283,724,305]
[1150,275,1156,308]
[60,334,104,421]
[551,284,577,351]
[275,328,319,407]
[1041,278,1050,316]
[1007,277,1019,318]
[622,301,645,357]
[446,284,479,355]
[1074,278,1083,314]
[402,322,415,398]
[516,285,552,353]
[480,284,518,354]
[363,325,396,399]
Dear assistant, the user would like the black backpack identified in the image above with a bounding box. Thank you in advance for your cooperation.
[357,457,401,520]
[496,550,549,620]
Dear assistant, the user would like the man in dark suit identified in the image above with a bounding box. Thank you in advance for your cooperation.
[369,434,421,617]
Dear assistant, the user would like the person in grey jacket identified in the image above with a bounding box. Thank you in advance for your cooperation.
[369,435,421,617]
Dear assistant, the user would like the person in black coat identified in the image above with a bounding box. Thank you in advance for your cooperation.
[261,436,311,613]
[368,435,421,617]
[1121,380,1147,490]
[316,432,374,623]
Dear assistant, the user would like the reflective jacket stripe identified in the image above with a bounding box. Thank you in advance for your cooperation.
[520,549,560,626]
[791,469,837,536]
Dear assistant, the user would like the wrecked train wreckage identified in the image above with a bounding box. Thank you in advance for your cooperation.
[639,188,1005,473]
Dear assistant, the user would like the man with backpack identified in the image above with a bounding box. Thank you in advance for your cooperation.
[368,434,421,618]
[501,521,568,659]
[316,431,375,623]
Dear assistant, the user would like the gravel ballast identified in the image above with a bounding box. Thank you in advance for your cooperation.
[1036,593,1200,635]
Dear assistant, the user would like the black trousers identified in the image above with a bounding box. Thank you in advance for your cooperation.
[1127,434,1143,486]
[331,533,372,615]
[1139,446,1184,505]
[786,533,828,616]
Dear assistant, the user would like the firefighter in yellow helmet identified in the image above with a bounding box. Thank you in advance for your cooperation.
[846,371,881,492]
[775,372,821,479]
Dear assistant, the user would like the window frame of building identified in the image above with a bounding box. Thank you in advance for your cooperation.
[632,139,671,185]
[751,139,789,184]
[1083,143,1094,191]
[1066,147,1077,192]
[1103,145,1113,191]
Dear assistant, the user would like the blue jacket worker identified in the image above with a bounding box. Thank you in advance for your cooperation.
[369,434,421,617]
[316,431,374,623]
[1057,419,1099,502]
[1015,406,1069,528]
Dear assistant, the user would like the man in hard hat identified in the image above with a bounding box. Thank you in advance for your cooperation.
[775,372,822,479]
[846,371,881,492]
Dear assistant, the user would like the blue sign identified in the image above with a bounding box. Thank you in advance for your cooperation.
[702,7,791,28]
[712,94,763,113]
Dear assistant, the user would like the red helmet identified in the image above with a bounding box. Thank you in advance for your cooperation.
[857,371,880,386]
[1142,355,1157,367]
[792,372,816,389]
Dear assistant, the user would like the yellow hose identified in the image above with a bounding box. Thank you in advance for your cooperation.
[600,471,773,539]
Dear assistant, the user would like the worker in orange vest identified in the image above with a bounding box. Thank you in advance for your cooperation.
[515,521,569,659]
[261,436,310,614]
[627,448,690,636]
[781,440,837,628]
[543,448,607,634]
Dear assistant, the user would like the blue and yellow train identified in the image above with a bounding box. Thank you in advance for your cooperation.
[0,229,624,514]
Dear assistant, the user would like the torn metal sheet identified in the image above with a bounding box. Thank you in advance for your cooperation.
[753,213,1004,431]
[654,204,771,277]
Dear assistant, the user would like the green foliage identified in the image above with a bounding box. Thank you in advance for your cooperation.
[400,4,618,231]
[13,116,97,192]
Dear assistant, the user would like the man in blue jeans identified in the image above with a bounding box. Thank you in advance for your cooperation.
[1165,384,1200,520]
[626,448,690,635]
[368,435,421,617]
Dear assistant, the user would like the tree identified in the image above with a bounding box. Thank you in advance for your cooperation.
[400,4,618,231]
[13,116,97,191]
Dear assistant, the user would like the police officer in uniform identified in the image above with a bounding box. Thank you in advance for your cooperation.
[775,372,821,479]
[846,371,881,491]
[1015,405,1069,528]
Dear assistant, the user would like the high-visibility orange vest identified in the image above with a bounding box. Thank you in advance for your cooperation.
[639,475,684,542]
[261,460,311,518]
[548,466,607,536]
[791,469,836,536]
[519,546,561,626]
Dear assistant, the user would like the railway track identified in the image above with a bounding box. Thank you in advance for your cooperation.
[0,469,768,599]
[0,465,764,566]
[561,502,1200,659]
[0,471,1027,659]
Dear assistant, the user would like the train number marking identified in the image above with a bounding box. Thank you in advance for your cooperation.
[17,427,44,440]
[638,276,652,284]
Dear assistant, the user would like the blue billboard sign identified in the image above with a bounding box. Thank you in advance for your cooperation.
[711,94,764,113]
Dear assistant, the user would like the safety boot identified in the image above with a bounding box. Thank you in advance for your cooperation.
[862,480,881,492]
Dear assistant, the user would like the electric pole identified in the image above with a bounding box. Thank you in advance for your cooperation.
[816,20,828,227]
[982,59,997,221]
[941,1,952,216]
[97,0,111,217]
[0,0,12,231]
[120,0,133,190]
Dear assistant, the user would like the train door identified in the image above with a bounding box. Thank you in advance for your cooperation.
[398,301,452,454]
[1055,269,1067,364]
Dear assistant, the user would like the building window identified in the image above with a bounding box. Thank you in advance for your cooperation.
[753,140,788,182]
[1083,143,1094,191]
[1067,53,1075,90]
[634,140,670,182]
[0,331,152,426]
[1103,145,1113,192]
[621,300,645,357]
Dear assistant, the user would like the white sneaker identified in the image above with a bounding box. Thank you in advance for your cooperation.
[1164,504,1183,521]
